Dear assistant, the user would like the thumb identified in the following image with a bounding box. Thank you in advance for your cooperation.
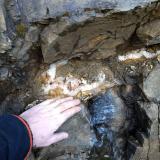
[48,132,69,145]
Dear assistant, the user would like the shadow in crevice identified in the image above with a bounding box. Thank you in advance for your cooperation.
[118,85,152,160]
[88,85,151,160]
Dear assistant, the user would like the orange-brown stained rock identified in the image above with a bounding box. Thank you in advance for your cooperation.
[65,78,80,91]
[38,73,51,85]
[75,35,107,53]
[48,88,64,98]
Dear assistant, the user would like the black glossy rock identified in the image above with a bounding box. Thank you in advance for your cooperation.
[88,86,151,160]
[88,88,127,159]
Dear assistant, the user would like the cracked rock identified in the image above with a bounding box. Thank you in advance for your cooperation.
[137,19,160,45]
[17,0,157,22]
[0,1,12,53]
[143,64,160,102]
[133,102,160,160]
[41,15,136,63]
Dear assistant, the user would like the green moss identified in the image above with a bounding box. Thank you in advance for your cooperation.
[16,23,27,38]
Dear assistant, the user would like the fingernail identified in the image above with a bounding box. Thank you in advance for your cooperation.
[64,133,69,138]
[77,107,81,112]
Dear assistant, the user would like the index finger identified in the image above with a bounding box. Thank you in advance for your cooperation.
[55,99,80,113]
[61,107,81,123]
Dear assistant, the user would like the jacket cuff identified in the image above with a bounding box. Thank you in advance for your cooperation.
[13,115,33,160]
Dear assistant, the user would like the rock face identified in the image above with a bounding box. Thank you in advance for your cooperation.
[143,64,160,102]
[0,0,11,53]
[11,26,40,62]
[15,0,156,22]
[88,86,152,160]
[40,16,136,63]
[38,0,160,63]
[1,0,160,63]
[0,67,10,81]
[137,19,160,45]
[0,0,160,160]
[133,102,160,160]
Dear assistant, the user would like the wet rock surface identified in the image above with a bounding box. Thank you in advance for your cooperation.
[0,0,160,160]
[88,86,152,160]
[88,88,127,160]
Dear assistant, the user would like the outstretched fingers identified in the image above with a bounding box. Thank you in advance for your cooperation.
[56,99,80,113]
[61,107,81,123]
[40,97,73,106]
[41,98,59,105]
[49,97,74,107]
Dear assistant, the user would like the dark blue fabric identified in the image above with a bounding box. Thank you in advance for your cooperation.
[0,115,30,160]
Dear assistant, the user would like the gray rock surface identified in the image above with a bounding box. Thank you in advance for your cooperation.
[143,65,160,102]
[0,67,11,81]
[137,19,160,45]
[0,0,11,53]
[133,102,160,160]
[18,0,156,22]
[0,0,5,32]
[10,26,40,62]
[0,33,11,54]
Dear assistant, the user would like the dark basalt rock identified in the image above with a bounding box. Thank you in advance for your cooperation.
[88,86,151,160]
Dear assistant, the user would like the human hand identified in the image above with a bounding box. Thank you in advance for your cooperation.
[20,97,81,147]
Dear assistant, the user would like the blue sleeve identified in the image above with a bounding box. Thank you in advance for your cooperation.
[0,115,32,160]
